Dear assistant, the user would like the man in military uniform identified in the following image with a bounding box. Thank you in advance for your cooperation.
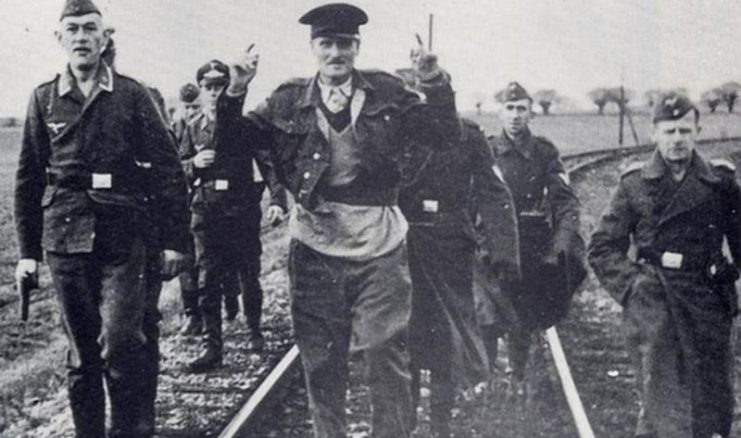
[215,4,458,437]
[180,59,286,371]
[173,83,201,143]
[400,103,520,436]
[14,1,189,437]
[476,82,585,387]
[589,93,741,438]
[171,82,204,335]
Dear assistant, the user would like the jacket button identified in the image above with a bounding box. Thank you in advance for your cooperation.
[313,152,321,160]
[303,172,311,179]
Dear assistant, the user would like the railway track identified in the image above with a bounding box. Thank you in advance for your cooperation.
[213,136,741,438]
[2,137,739,438]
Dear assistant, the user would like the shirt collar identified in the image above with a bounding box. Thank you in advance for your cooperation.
[642,149,719,183]
[317,76,352,106]
[299,70,374,109]
[58,61,114,97]
[499,128,533,159]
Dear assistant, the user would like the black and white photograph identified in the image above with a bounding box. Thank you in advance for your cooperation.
[1,1,741,437]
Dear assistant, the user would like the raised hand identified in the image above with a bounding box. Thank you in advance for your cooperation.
[410,33,438,79]
[228,43,260,95]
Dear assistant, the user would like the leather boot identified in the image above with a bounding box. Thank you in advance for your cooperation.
[246,329,265,351]
[187,343,222,373]
[68,371,106,438]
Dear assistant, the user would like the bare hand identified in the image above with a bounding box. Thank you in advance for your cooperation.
[161,250,184,280]
[193,150,216,168]
[15,259,38,283]
[265,205,285,227]
[228,43,259,95]
[410,34,439,79]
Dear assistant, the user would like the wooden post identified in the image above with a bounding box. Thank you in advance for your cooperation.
[428,14,434,52]
[618,86,625,146]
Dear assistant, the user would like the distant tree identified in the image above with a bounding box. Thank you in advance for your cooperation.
[720,82,741,113]
[533,89,558,115]
[607,87,634,109]
[588,88,610,114]
[473,92,486,116]
[644,89,663,107]
[701,88,723,113]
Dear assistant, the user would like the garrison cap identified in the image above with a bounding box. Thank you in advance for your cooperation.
[652,92,698,124]
[196,60,230,86]
[299,3,368,40]
[503,81,532,102]
[60,0,101,20]
[179,83,200,103]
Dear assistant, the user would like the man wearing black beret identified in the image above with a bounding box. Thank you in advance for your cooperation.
[589,92,741,438]
[216,3,458,437]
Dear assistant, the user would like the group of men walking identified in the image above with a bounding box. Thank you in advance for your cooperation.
[12,1,741,437]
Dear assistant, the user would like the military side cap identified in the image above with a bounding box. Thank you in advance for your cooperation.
[653,92,697,123]
[60,0,101,20]
[503,81,531,102]
[179,83,200,103]
[196,60,230,86]
[299,3,368,40]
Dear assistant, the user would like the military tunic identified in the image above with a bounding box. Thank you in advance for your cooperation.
[476,129,585,332]
[14,63,189,437]
[179,111,286,346]
[400,117,519,427]
[588,150,741,438]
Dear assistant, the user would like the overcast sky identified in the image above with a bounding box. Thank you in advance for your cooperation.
[1,0,741,116]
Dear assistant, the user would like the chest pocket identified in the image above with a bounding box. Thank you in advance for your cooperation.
[272,117,311,163]
[358,103,401,156]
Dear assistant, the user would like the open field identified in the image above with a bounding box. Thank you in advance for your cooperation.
[463,110,741,155]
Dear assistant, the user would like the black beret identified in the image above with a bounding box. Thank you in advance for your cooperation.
[196,60,230,86]
[502,81,531,102]
[652,92,698,124]
[179,83,200,103]
[299,3,368,40]
[60,0,101,21]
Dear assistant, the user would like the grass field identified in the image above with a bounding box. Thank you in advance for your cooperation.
[463,110,741,154]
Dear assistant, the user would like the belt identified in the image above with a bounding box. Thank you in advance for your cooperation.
[637,248,719,272]
[46,171,118,190]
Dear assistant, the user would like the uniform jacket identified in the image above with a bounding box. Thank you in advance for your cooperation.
[485,128,586,329]
[15,64,189,259]
[401,117,520,385]
[490,129,582,258]
[401,118,519,268]
[588,150,741,305]
[178,112,287,217]
[215,69,457,210]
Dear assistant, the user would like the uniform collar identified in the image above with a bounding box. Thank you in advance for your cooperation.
[499,128,533,159]
[299,69,374,109]
[317,76,352,106]
[58,61,114,96]
[642,149,720,184]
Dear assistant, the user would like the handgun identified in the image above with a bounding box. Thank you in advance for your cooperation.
[16,274,38,321]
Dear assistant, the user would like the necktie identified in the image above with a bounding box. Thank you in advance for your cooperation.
[326,87,349,113]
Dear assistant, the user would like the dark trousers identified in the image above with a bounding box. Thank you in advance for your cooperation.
[179,232,199,317]
[624,269,735,438]
[289,240,414,438]
[47,237,150,438]
[193,214,263,351]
